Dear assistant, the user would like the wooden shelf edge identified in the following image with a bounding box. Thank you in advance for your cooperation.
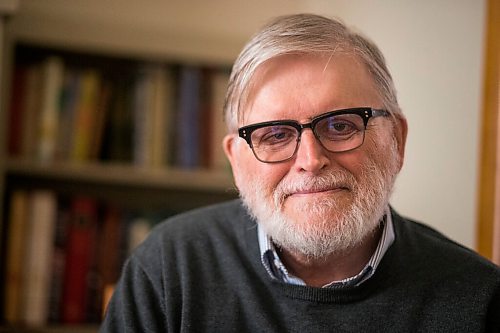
[0,0,18,16]
[4,158,236,193]
[0,324,97,333]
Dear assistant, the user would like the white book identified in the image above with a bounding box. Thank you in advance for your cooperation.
[38,56,64,163]
[21,190,57,326]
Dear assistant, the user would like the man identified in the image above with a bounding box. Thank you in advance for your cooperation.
[101,14,500,332]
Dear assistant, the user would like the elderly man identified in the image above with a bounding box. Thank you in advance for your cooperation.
[101,14,500,332]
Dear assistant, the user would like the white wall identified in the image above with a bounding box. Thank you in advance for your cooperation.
[12,0,486,248]
[312,1,485,249]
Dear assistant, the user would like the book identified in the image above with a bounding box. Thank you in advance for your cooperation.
[126,216,152,255]
[37,56,65,163]
[21,64,43,158]
[89,79,112,160]
[210,70,230,171]
[48,196,71,323]
[175,66,202,168]
[7,66,27,156]
[100,76,134,162]
[132,65,154,167]
[95,205,122,319]
[55,70,80,161]
[71,69,102,162]
[150,65,174,168]
[61,196,98,324]
[21,190,58,326]
[198,68,214,168]
[133,64,174,168]
[3,190,29,324]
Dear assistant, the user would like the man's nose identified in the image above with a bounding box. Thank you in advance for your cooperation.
[293,129,330,173]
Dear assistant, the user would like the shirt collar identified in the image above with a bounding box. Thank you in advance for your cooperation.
[258,207,395,288]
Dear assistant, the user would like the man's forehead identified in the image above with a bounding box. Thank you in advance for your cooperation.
[240,53,381,124]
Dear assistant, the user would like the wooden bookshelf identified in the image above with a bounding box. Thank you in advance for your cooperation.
[0,325,97,333]
[5,158,234,193]
[0,3,239,330]
[4,158,237,213]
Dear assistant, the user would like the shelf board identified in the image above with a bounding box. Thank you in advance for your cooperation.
[0,325,97,333]
[5,158,236,193]
[0,0,18,16]
[6,11,241,66]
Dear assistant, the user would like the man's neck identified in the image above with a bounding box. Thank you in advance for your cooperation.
[277,226,383,287]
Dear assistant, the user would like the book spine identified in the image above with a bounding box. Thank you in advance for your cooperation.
[71,70,101,162]
[48,197,71,323]
[150,65,171,168]
[175,66,202,168]
[61,196,98,324]
[3,190,29,324]
[7,66,27,157]
[38,56,65,163]
[56,70,80,161]
[21,190,58,326]
[210,70,231,171]
[21,65,43,158]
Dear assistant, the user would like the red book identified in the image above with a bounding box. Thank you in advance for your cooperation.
[7,66,27,156]
[96,205,123,317]
[61,197,98,324]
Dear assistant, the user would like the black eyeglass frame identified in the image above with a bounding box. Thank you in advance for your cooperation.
[238,107,390,163]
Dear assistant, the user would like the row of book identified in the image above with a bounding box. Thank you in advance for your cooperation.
[2,189,176,327]
[7,54,230,169]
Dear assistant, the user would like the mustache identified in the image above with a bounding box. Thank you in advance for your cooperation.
[273,170,358,204]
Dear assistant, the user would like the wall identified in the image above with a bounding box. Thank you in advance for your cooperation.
[10,0,486,249]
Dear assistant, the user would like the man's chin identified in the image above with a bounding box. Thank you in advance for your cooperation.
[281,194,352,219]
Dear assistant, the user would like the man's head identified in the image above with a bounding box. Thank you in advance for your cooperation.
[223,14,407,260]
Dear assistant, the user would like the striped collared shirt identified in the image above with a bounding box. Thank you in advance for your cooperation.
[258,208,395,288]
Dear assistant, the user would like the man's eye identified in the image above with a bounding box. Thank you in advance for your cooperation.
[330,122,356,133]
[261,129,294,144]
[253,126,296,147]
[319,120,360,141]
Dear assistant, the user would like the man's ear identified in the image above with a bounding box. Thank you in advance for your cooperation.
[393,114,408,170]
[223,134,237,165]
[223,134,241,185]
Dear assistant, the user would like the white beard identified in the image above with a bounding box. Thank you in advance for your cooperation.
[238,139,400,261]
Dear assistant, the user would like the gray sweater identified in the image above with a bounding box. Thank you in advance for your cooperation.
[101,200,500,332]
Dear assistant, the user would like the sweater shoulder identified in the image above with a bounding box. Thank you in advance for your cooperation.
[130,199,255,264]
[390,209,500,278]
[149,199,249,239]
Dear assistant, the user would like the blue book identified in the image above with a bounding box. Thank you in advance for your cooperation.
[176,66,201,168]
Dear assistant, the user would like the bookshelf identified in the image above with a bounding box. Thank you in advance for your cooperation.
[0,4,239,332]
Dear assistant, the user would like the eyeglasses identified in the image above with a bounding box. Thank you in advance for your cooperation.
[238,107,390,163]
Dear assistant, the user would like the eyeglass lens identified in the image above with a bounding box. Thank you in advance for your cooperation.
[250,113,366,162]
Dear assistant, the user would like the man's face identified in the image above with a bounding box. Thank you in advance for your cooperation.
[224,54,407,259]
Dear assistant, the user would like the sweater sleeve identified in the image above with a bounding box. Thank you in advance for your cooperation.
[485,283,500,331]
[99,255,166,333]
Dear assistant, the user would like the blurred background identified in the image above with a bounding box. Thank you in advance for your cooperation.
[4,0,484,248]
[0,0,497,331]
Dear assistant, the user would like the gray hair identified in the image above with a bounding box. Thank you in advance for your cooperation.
[224,13,401,132]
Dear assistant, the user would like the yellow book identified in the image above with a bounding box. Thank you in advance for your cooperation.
[4,190,29,324]
[72,70,101,162]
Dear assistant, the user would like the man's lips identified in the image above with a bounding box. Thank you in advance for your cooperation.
[285,186,349,198]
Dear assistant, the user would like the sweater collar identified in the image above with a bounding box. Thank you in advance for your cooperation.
[257,207,395,288]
